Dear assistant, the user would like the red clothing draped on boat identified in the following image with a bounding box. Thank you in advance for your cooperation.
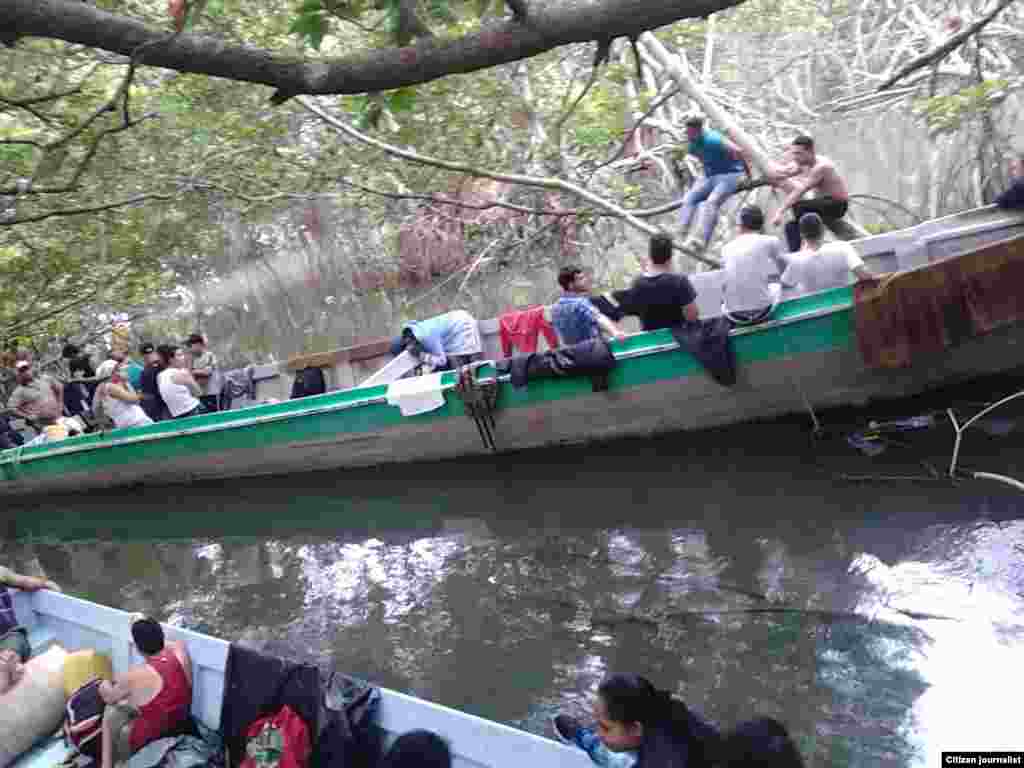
[129,649,192,751]
[499,306,559,357]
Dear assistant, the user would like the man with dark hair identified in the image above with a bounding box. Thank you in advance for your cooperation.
[781,213,871,294]
[769,135,853,252]
[551,266,627,345]
[186,333,220,413]
[676,114,751,256]
[603,234,699,331]
[995,152,1024,209]
[98,617,192,768]
[137,343,168,422]
[721,206,786,321]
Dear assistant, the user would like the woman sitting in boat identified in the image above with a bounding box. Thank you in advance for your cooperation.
[93,358,154,429]
[98,617,193,768]
[553,674,720,768]
[157,345,208,420]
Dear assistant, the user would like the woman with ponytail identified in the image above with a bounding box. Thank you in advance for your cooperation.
[554,674,720,768]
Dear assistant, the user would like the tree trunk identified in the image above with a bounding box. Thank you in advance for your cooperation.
[3,0,745,99]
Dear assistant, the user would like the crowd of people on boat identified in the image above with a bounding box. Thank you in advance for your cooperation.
[1,567,807,768]
[0,334,224,447]
[3,132,1022,446]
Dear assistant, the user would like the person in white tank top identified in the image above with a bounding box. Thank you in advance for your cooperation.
[95,359,153,429]
[157,345,203,419]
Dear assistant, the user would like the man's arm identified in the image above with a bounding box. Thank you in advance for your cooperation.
[771,166,823,225]
[596,313,627,341]
[168,640,193,687]
[723,138,751,177]
[172,371,202,396]
[843,244,873,281]
[0,565,59,592]
[99,674,133,705]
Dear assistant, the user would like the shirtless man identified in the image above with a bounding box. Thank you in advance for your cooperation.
[769,135,853,252]
[98,617,192,768]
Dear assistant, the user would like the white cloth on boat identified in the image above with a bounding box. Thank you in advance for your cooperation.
[386,372,447,416]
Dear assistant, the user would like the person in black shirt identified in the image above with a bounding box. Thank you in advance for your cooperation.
[608,233,700,330]
[995,153,1024,210]
[137,342,169,422]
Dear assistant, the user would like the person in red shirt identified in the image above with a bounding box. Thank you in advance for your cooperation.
[98,617,192,768]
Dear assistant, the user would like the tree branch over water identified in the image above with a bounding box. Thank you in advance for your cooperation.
[1,0,744,100]
[300,97,723,267]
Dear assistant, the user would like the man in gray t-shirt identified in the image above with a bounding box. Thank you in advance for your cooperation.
[721,206,786,314]
[781,213,871,294]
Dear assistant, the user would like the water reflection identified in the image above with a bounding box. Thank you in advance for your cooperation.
[3,422,1024,767]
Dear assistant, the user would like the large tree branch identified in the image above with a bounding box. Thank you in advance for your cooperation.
[299,97,722,267]
[2,0,743,100]
[876,0,1017,92]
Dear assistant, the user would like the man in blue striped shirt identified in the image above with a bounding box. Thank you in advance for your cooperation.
[551,266,626,346]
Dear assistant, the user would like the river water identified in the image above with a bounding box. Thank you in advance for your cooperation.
[4,394,1024,767]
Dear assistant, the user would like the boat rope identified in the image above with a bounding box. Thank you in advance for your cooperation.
[454,362,499,452]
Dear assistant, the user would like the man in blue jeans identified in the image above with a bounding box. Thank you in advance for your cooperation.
[677,114,750,256]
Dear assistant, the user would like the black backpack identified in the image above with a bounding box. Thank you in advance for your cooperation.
[290,368,326,399]
[63,678,106,759]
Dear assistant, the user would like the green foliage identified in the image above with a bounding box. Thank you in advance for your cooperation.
[914,80,1010,135]
[289,0,330,50]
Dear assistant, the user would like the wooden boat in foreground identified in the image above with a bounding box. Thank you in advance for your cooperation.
[9,588,587,768]
[1,206,1023,499]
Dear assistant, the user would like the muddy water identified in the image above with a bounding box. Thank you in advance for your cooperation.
[4,408,1024,767]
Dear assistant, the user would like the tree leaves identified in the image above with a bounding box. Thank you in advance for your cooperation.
[289,0,330,50]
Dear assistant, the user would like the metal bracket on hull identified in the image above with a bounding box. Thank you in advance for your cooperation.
[454,363,499,452]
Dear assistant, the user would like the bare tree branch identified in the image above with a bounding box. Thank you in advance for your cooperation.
[876,0,1017,92]
[2,0,744,100]
[299,98,722,267]
[0,192,175,226]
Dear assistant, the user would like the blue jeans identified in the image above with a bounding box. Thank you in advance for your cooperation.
[678,171,744,246]
[574,727,638,768]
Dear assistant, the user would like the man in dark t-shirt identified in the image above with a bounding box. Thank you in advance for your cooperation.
[602,234,700,330]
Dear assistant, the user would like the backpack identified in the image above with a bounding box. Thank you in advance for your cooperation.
[240,705,311,768]
[63,678,106,760]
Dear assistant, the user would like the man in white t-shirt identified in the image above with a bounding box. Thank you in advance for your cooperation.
[721,205,786,318]
[781,213,872,294]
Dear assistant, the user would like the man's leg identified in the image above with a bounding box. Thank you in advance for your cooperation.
[697,172,743,247]
[818,199,856,240]
[101,703,137,768]
[678,177,715,236]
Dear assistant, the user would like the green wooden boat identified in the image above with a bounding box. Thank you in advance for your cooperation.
[2,206,1023,499]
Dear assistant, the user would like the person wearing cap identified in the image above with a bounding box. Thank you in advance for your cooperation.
[780,213,872,294]
[389,310,485,372]
[720,206,787,323]
[137,343,169,422]
[98,617,192,768]
[7,360,63,429]
[185,333,220,413]
[676,114,751,256]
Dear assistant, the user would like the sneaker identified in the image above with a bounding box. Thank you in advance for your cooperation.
[552,713,582,744]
